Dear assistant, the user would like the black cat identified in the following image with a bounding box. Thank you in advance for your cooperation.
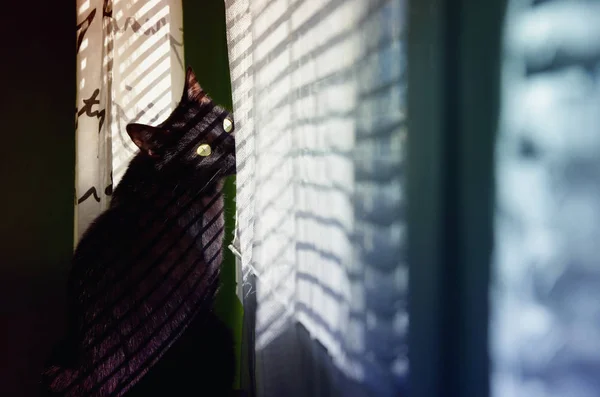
[41,67,237,397]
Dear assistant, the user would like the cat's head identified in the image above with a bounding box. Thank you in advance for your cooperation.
[125,67,236,183]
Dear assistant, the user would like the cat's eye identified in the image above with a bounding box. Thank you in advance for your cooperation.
[196,144,212,157]
[223,118,233,133]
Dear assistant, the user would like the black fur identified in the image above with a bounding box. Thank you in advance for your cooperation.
[41,67,237,397]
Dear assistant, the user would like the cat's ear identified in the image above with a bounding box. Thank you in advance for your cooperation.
[126,123,167,158]
[183,66,210,104]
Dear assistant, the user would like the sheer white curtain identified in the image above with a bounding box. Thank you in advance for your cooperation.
[492,1,600,396]
[225,0,407,395]
[75,0,184,241]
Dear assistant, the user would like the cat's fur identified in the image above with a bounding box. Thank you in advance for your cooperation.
[41,67,237,397]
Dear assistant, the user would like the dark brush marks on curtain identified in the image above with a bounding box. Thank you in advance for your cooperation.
[74,0,184,242]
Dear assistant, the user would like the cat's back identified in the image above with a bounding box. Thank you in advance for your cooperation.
[71,205,136,263]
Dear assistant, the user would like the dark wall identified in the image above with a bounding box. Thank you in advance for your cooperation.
[0,2,75,396]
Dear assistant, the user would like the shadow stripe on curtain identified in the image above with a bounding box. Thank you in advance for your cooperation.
[225,0,407,396]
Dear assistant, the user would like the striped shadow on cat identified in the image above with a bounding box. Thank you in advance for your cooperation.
[41,67,237,397]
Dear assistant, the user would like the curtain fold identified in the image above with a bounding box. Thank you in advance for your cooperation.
[225,1,407,395]
[75,0,184,241]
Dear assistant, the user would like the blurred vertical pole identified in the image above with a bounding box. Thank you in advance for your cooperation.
[407,0,453,395]
[456,0,504,396]
[408,0,504,397]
